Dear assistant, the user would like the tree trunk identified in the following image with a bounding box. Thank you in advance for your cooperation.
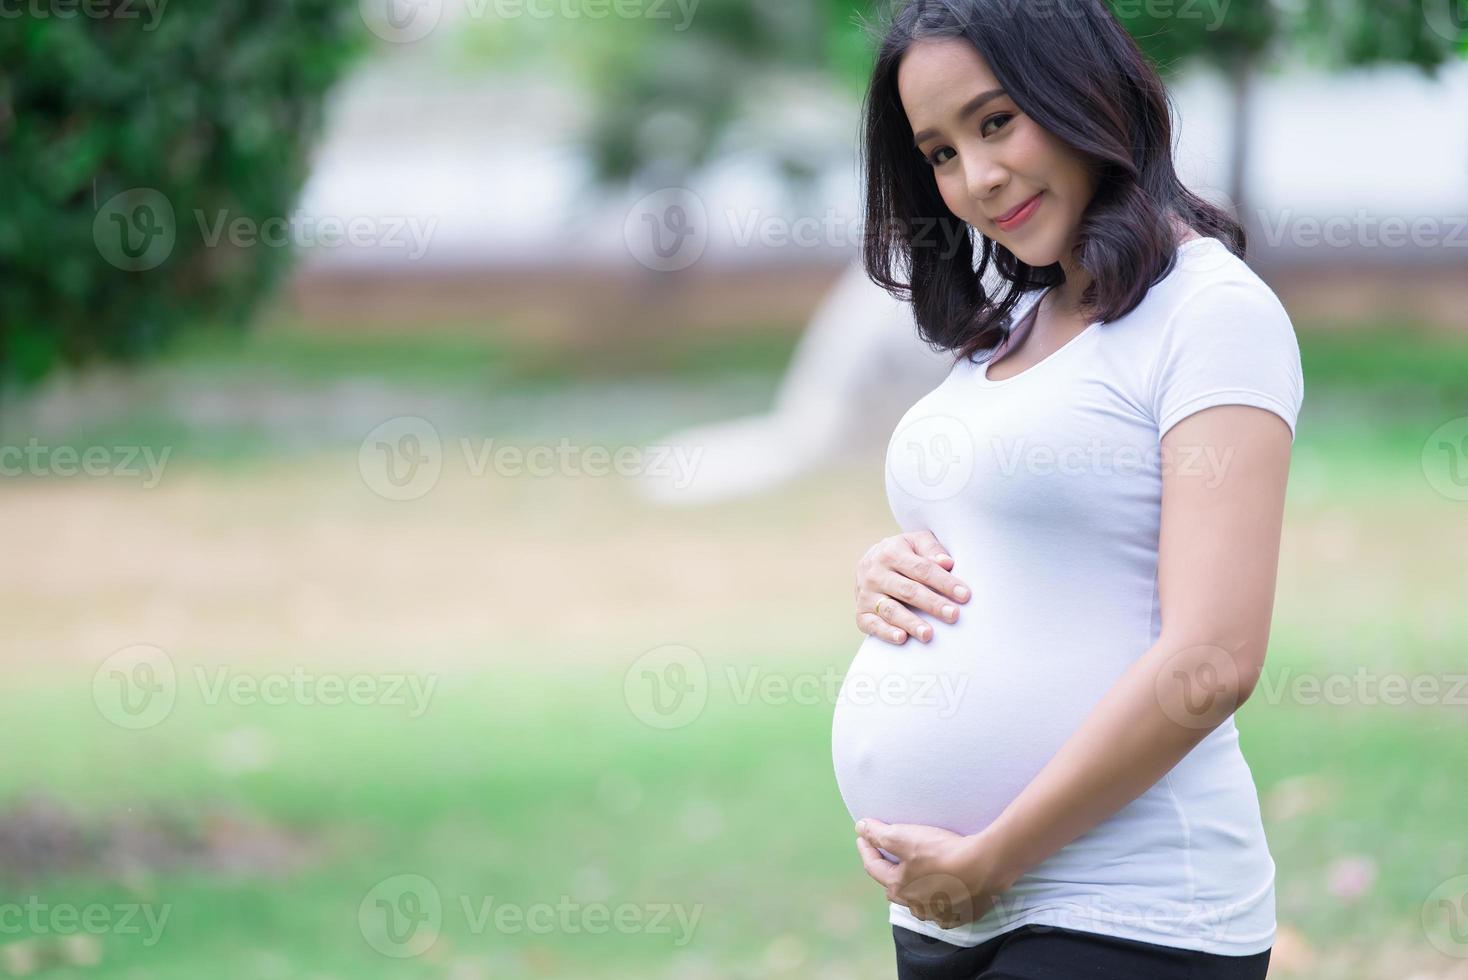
[1225,52,1257,261]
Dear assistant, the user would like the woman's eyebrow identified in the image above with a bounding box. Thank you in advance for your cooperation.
[912,88,1008,146]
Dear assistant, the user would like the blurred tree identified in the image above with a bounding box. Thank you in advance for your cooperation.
[1116,0,1464,250]
[454,0,876,199]
[0,3,365,389]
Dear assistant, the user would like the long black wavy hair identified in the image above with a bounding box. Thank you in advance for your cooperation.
[859,0,1245,365]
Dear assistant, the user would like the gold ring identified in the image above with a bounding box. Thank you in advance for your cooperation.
[874,598,886,618]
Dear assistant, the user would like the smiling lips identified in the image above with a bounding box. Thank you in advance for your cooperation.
[994,192,1043,230]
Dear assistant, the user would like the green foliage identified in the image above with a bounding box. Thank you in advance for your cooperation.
[1106,0,1281,72]
[0,4,365,388]
[452,0,883,187]
[1293,0,1465,72]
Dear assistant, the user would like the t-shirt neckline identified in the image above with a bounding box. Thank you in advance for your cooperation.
[975,236,1218,388]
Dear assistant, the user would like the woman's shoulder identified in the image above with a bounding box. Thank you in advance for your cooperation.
[1094,237,1299,399]
[1164,237,1286,315]
[1102,237,1292,350]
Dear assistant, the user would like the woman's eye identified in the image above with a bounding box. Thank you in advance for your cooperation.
[924,113,1015,167]
[982,112,1014,137]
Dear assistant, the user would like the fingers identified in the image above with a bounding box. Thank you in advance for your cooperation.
[873,568,957,630]
[857,611,909,645]
[907,530,953,570]
[855,835,899,888]
[893,540,971,608]
[855,533,972,645]
[871,590,934,642]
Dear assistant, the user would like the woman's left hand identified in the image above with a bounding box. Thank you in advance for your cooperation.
[854,819,1009,929]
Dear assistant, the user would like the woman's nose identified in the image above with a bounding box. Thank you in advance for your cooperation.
[965,159,1007,208]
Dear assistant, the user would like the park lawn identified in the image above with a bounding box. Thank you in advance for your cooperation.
[1,313,1463,978]
[0,640,1463,980]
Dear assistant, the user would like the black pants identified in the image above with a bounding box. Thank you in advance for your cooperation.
[893,923,1271,980]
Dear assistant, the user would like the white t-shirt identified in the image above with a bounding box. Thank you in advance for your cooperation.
[830,236,1303,956]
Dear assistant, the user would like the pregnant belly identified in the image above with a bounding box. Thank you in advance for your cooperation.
[831,617,1103,839]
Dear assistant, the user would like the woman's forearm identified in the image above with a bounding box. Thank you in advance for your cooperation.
[974,633,1261,893]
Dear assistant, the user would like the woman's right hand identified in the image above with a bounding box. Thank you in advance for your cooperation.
[854,531,971,645]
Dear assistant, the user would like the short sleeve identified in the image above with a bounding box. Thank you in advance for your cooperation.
[1149,279,1305,443]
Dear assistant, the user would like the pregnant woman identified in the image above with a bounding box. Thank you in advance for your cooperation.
[829,3,1303,978]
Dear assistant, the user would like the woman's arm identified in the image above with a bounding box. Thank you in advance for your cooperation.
[856,402,1294,923]
[978,401,1293,886]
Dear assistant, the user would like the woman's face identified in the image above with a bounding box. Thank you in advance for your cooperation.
[898,37,1098,270]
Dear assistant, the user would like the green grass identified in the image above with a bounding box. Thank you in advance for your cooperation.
[1295,318,1468,399]
[155,318,806,389]
[157,323,538,387]
[0,661,885,979]
[2,315,1464,977]
[2,648,1464,979]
